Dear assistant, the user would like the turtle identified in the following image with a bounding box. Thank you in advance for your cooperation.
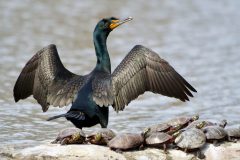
[225,126,240,142]
[108,133,144,152]
[52,127,86,145]
[87,128,116,145]
[202,125,227,146]
[143,124,182,151]
[174,128,206,159]
[144,132,177,152]
[166,114,199,129]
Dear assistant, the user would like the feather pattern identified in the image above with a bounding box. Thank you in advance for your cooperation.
[13,44,87,112]
[92,72,114,107]
[111,45,196,111]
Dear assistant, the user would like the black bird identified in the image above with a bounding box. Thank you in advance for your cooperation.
[13,17,197,129]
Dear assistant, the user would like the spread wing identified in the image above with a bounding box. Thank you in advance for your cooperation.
[111,45,197,111]
[13,44,87,112]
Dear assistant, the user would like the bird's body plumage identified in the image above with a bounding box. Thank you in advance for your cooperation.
[14,17,196,129]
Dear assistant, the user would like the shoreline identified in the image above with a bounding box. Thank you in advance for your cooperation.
[1,141,240,160]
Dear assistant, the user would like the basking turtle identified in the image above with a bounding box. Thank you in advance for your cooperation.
[166,114,199,128]
[226,127,240,142]
[52,127,86,145]
[87,128,116,145]
[145,132,178,152]
[203,126,227,146]
[108,133,144,152]
[143,123,173,137]
[144,124,181,151]
[174,128,206,159]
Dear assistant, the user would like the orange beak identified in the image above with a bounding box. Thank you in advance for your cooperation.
[109,17,133,30]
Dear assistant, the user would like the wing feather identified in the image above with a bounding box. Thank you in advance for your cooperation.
[111,45,196,111]
[13,44,87,112]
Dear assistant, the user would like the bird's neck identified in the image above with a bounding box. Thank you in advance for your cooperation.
[93,31,111,73]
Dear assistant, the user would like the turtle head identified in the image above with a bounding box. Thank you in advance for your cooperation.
[95,133,102,142]
[71,132,82,142]
[172,124,182,131]
[191,114,199,122]
[172,130,183,138]
[219,119,227,128]
[196,121,207,129]
[167,124,182,135]
[142,127,151,138]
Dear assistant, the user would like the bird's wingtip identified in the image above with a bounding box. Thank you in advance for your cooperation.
[13,96,19,103]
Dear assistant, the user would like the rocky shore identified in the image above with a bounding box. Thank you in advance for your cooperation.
[1,141,239,160]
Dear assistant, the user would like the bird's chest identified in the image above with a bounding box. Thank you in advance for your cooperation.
[71,71,112,117]
[74,78,95,107]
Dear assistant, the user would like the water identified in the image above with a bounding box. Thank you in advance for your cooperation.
[0,0,240,150]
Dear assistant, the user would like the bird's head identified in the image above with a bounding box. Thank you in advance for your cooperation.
[94,17,133,36]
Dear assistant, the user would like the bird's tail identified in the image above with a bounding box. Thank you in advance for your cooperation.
[47,114,66,121]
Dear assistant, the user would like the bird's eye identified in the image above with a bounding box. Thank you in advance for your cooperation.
[99,21,107,29]
[102,19,108,23]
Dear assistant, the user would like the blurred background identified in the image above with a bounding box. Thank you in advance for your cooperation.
[0,0,239,149]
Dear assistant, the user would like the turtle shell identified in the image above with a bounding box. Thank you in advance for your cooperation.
[175,128,206,150]
[186,120,215,129]
[58,127,85,139]
[225,127,240,138]
[108,133,144,150]
[143,123,171,137]
[203,126,227,140]
[166,116,192,126]
[88,128,115,139]
[145,123,171,132]
[145,132,172,147]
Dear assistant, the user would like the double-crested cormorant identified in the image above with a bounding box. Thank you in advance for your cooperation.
[13,17,196,129]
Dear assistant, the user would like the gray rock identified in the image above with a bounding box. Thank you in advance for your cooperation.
[1,142,240,160]
[1,144,125,160]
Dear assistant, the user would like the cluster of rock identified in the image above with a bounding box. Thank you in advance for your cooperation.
[52,115,240,159]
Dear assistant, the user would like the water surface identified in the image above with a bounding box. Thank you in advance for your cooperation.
[0,0,240,150]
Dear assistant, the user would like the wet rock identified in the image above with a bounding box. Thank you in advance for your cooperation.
[12,144,126,160]
[1,142,240,160]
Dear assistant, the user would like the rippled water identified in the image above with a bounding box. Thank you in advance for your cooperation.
[0,0,240,150]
